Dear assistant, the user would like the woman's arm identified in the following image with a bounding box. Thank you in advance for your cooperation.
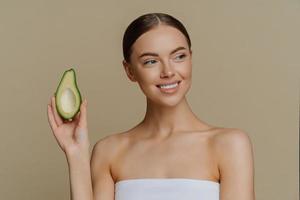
[47,96,93,200]
[214,128,256,200]
[66,149,93,200]
[90,136,116,200]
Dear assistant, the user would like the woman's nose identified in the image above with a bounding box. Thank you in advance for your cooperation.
[160,60,175,78]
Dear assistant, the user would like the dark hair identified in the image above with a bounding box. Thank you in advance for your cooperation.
[122,12,192,64]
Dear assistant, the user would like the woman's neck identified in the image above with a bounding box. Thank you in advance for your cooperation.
[139,97,212,138]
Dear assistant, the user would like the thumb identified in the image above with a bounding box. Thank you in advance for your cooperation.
[78,99,87,128]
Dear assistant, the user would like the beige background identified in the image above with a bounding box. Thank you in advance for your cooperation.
[0,0,299,199]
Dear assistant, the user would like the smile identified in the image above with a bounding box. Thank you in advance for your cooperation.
[156,81,181,93]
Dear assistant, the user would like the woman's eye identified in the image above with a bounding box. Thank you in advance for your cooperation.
[175,54,186,60]
[143,59,157,65]
[143,54,186,65]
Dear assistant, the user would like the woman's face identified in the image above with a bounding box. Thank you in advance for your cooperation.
[123,25,193,106]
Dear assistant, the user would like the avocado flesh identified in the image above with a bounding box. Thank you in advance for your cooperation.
[55,68,82,121]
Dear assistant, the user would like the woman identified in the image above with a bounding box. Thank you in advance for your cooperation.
[47,12,255,200]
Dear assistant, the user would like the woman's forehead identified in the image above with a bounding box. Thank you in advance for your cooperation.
[132,26,188,56]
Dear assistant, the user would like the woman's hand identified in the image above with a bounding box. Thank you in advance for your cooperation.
[47,96,90,157]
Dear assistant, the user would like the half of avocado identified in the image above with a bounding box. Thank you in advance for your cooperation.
[55,68,82,121]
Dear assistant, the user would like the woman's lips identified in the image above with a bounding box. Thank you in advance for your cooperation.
[156,81,181,88]
[156,81,181,94]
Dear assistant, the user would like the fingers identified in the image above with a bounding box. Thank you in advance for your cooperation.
[78,99,88,128]
[47,103,58,132]
[51,96,63,126]
[75,111,81,121]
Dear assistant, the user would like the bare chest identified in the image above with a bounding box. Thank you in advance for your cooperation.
[111,132,220,183]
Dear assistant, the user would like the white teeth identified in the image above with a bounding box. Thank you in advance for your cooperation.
[159,82,178,89]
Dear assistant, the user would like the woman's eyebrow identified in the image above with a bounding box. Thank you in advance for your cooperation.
[138,46,186,58]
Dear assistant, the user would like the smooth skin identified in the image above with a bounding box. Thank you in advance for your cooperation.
[47,24,255,200]
[47,97,89,155]
[92,25,255,200]
[47,97,93,200]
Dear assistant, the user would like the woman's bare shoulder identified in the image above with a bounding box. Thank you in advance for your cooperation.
[211,127,254,163]
[211,127,255,196]
[92,131,130,157]
[211,127,252,145]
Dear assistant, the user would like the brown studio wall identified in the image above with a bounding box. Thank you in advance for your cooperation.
[0,1,299,199]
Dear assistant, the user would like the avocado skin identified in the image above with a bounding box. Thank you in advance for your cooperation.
[54,68,82,121]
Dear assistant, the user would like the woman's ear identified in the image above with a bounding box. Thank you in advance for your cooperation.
[123,60,137,82]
